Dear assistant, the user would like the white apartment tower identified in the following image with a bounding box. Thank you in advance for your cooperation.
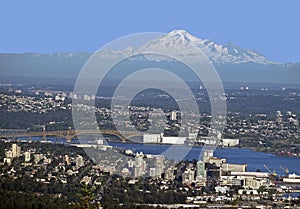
[12,143,21,158]
[24,151,31,162]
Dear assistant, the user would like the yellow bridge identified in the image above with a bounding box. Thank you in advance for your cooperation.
[0,129,143,142]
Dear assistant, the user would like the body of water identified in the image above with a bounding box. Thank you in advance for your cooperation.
[5,135,300,176]
[108,142,300,176]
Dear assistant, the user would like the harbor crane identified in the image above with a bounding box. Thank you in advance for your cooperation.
[263,164,277,177]
[280,165,289,176]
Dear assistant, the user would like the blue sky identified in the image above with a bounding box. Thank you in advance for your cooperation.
[0,0,299,63]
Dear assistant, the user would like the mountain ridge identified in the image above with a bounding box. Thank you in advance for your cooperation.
[0,30,299,84]
[138,30,278,65]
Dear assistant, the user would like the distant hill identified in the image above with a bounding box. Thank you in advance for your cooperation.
[0,30,299,84]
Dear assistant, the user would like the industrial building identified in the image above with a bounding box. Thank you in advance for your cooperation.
[143,133,162,143]
[283,173,300,184]
[198,137,240,147]
[221,163,247,173]
[161,136,186,145]
[221,138,240,147]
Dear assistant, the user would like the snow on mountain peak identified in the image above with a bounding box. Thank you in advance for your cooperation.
[139,30,277,65]
[96,30,278,65]
[168,29,197,42]
[140,29,200,50]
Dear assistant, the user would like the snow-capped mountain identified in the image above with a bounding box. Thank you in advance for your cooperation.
[134,30,277,65]
[95,30,277,65]
[1,29,299,84]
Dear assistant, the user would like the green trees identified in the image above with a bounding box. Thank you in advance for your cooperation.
[0,190,72,209]
[72,184,100,209]
[101,177,187,207]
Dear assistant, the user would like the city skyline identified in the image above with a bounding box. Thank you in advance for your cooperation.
[1,1,300,207]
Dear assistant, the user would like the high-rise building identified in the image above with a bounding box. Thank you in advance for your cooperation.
[12,143,21,158]
[5,150,13,158]
[128,159,134,168]
[134,152,146,177]
[34,154,44,164]
[206,163,221,179]
[64,154,70,165]
[149,168,156,178]
[3,158,12,165]
[76,155,84,168]
[182,168,195,185]
[171,110,177,121]
[276,110,282,123]
[164,166,175,181]
[196,160,206,178]
[154,156,164,178]
[24,151,31,162]
[202,150,214,163]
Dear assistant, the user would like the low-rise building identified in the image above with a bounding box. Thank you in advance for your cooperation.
[221,138,240,147]
[162,136,186,145]
[143,134,161,143]
[221,163,247,173]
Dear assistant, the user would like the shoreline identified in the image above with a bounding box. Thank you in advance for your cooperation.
[2,136,300,159]
[107,140,300,159]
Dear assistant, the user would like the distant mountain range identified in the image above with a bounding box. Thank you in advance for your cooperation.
[0,30,299,84]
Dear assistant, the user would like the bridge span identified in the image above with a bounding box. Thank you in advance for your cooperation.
[0,129,143,142]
